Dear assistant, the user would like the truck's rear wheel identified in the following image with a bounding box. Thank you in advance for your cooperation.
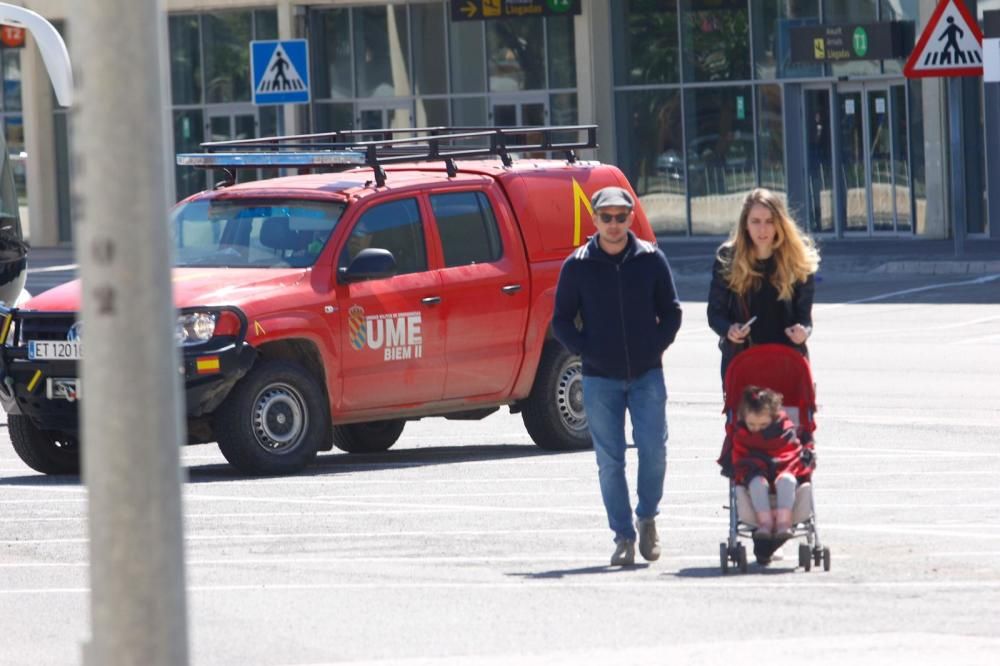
[8,415,80,475]
[213,360,329,475]
[333,419,405,453]
[522,342,592,451]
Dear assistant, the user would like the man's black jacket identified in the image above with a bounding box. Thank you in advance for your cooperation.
[552,232,682,380]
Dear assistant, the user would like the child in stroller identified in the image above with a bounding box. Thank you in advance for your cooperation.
[716,344,831,573]
[732,385,814,542]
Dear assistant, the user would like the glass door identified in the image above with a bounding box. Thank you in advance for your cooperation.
[803,88,834,233]
[356,101,414,141]
[890,84,913,232]
[835,83,911,234]
[207,108,259,184]
[867,87,893,231]
[490,95,548,152]
[837,88,868,232]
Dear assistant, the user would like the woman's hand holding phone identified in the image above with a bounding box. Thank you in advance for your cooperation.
[727,316,755,343]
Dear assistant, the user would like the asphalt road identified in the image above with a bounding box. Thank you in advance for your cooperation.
[1,268,999,665]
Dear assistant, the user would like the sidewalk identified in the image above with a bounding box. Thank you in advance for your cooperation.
[658,237,1000,277]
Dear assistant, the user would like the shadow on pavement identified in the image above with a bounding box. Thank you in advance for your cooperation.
[673,564,799,578]
[0,474,80,487]
[0,443,582,485]
[182,443,573,484]
[509,563,650,579]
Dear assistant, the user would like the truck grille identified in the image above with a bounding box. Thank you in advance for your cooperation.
[17,314,77,343]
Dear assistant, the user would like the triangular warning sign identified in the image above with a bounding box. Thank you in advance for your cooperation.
[255,45,307,94]
[904,0,983,78]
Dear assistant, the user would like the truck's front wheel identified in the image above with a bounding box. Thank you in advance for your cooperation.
[213,360,330,475]
[8,415,80,475]
[522,342,592,451]
[333,419,405,453]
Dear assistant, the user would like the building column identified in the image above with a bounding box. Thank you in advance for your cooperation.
[22,33,61,246]
[577,0,613,164]
[919,80,948,239]
[276,0,303,136]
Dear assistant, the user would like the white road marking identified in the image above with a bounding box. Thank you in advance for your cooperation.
[3,579,1000,596]
[817,314,1000,338]
[816,274,1000,308]
[26,263,78,274]
[957,333,1000,345]
[4,520,999,546]
[6,550,1000,571]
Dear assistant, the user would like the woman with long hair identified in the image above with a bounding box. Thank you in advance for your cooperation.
[708,188,821,380]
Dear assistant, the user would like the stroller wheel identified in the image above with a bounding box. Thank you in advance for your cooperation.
[822,547,831,572]
[799,543,812,571]
[719,542,730,574]
[737,543,748,574]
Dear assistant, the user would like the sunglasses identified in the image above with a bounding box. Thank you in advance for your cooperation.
[597,212,631,224]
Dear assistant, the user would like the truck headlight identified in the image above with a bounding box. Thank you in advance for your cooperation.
[176,312,217,345]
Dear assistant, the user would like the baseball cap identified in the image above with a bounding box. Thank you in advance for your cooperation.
[590,186,634,210]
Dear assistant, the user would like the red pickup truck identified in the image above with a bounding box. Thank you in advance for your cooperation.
[0,127,658,475]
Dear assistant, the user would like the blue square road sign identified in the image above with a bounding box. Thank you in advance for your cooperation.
[251,39,310,105]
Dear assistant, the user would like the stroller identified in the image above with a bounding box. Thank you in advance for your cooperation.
[716,344,831,574]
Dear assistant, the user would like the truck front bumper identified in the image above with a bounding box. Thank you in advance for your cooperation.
[0,306,256,435]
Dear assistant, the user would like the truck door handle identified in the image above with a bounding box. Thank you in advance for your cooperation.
[501,284,522,294]
[421,296,442,305]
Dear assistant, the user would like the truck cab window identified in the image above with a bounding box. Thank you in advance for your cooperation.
[339,198,426,276]
[430,191,503,267]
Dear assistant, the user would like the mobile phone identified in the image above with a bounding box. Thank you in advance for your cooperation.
[741,316,757,331]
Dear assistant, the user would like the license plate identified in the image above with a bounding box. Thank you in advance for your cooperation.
[46,378,81,402]
[27,340,81,360]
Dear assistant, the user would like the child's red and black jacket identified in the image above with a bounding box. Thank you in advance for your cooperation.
[729,410,815,486]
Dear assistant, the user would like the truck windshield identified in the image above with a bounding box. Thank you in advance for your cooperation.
[171,199,344,269]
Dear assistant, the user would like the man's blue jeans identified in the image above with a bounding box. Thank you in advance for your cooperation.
[582,367,668,542]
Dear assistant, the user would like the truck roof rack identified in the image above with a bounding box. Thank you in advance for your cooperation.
[176,125,598,188]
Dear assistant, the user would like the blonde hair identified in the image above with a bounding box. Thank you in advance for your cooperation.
[717,188,820,300]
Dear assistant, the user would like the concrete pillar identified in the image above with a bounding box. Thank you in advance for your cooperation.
[913,0,948,239]
[578,0,614,163]
[276,0,302,136]
[572,4,593,160]
[75,0,189,663]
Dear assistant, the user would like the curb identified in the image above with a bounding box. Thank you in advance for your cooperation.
[872,261,1000,275]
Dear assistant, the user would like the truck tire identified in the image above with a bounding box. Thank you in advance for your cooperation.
[333,419,405,453]
[213,360,330,475]
[8,415,80,475]
[522,342,592,451]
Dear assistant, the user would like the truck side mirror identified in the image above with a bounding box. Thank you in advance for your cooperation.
[338,248,397,283]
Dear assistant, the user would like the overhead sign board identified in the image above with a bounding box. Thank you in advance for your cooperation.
[904,0,983,78]
[251,39,310,105]
[450,0,581,22]
[791,21,912,63]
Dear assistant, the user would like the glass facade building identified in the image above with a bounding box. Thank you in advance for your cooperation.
[15,0,1000,245]
[613,0,934,237]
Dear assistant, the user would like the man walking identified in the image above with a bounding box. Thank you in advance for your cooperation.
[553,186,682,566]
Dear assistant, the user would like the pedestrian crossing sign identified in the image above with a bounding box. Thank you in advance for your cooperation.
[251,40,310,105]
[904,0,983,78]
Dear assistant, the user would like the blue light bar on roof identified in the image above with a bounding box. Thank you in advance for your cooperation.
[176,151,367,168]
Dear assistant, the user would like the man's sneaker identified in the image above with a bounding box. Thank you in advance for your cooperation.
[610,540,635,566]
[636,518,661,561]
